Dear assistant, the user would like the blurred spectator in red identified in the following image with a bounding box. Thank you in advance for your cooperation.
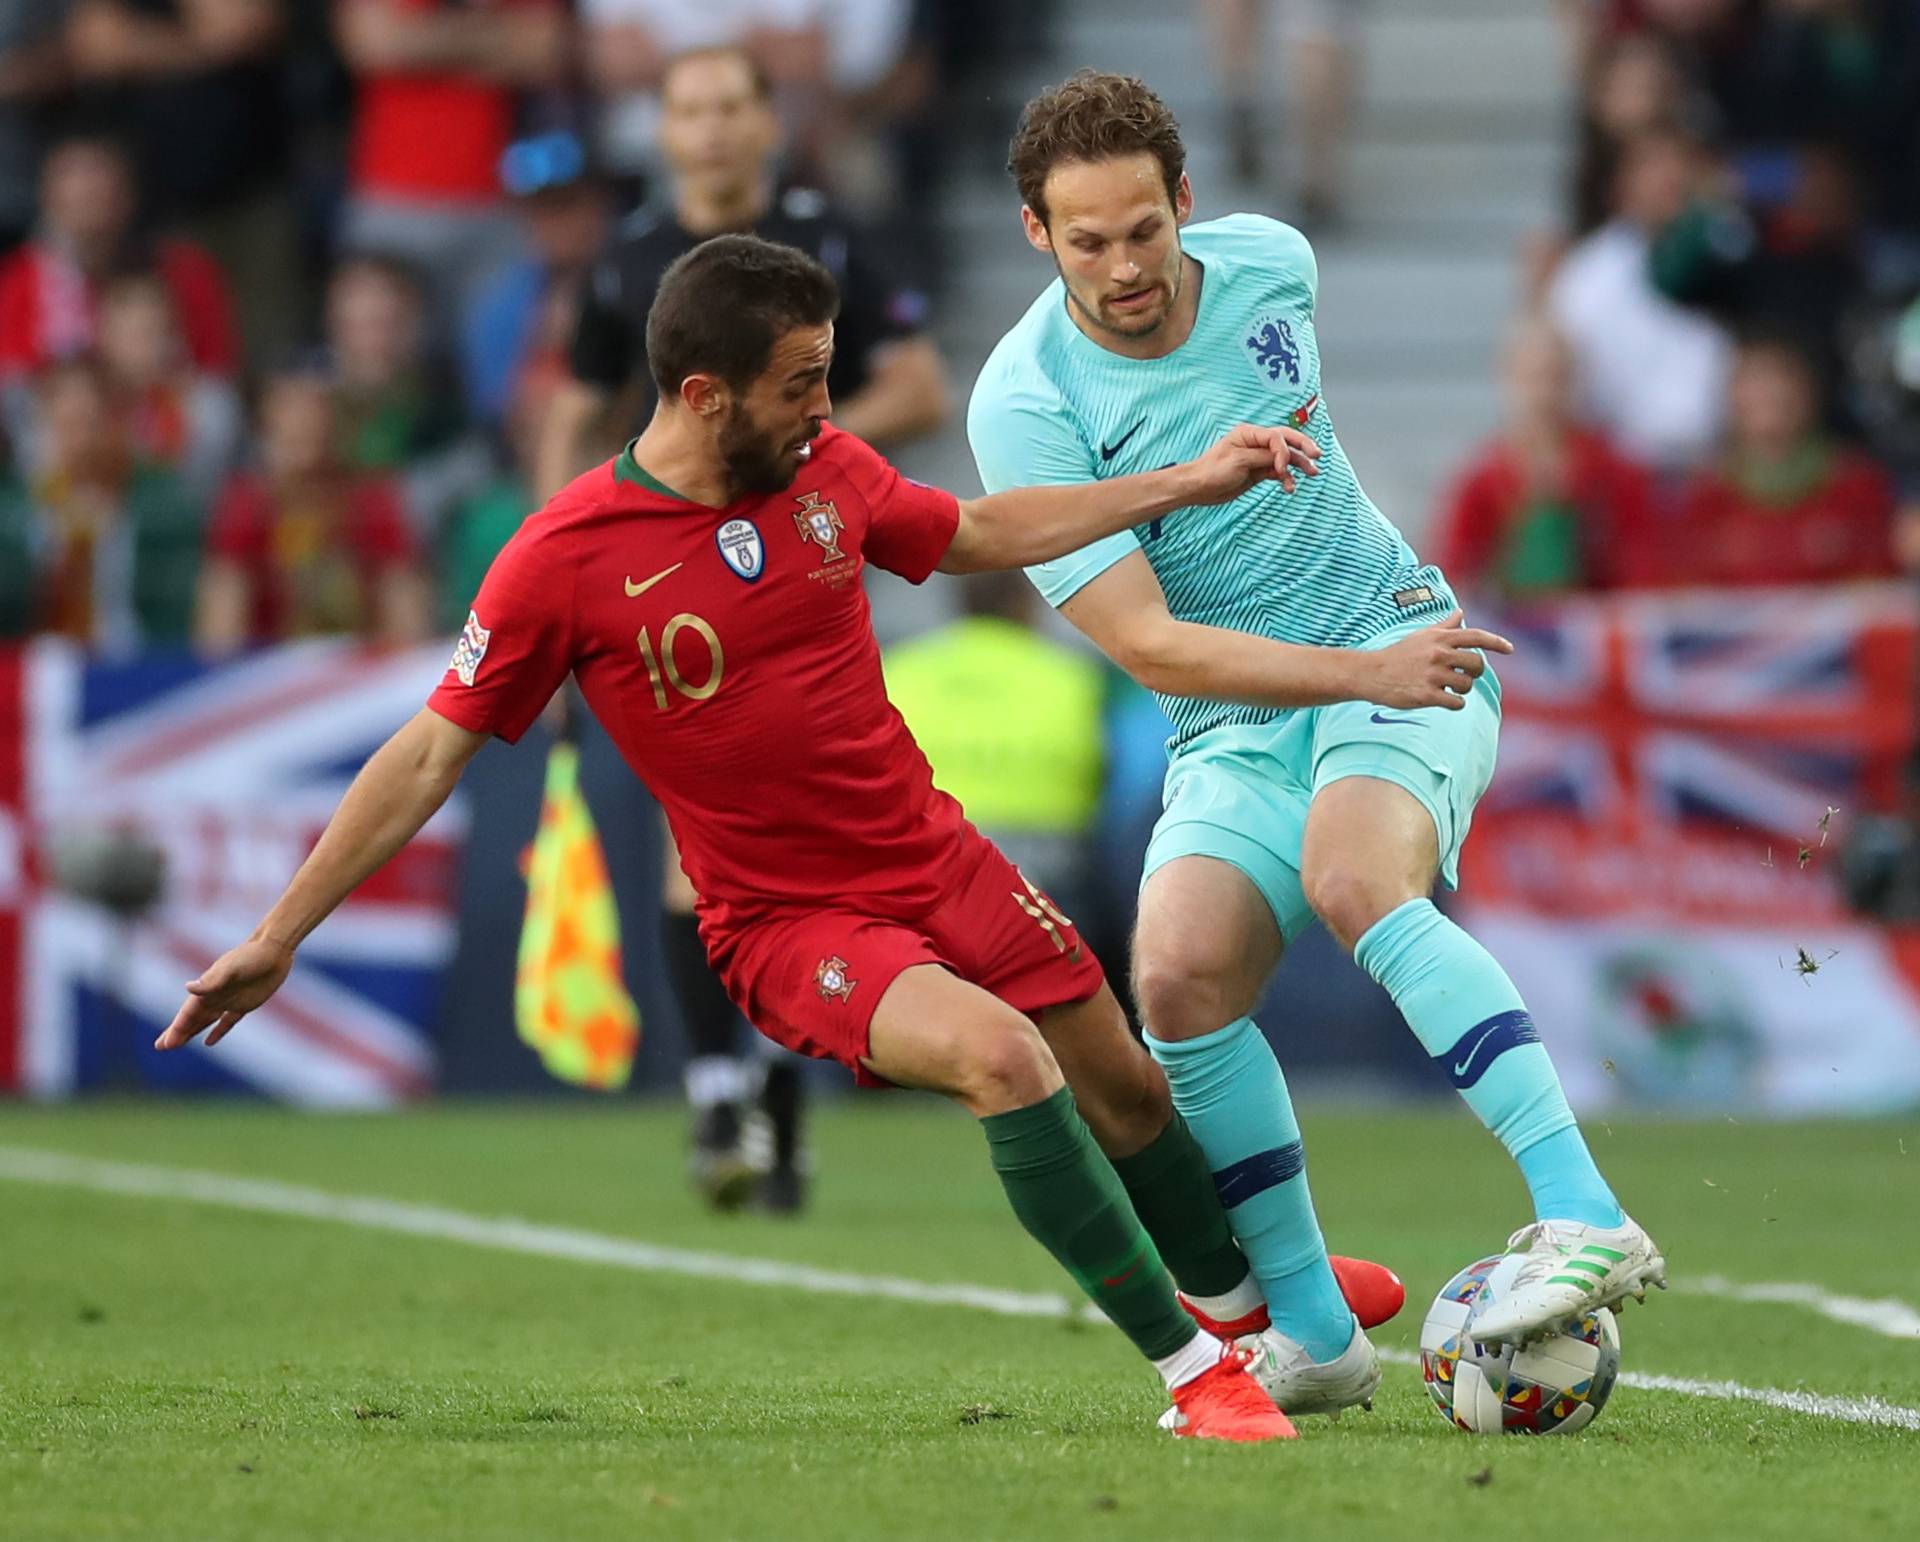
[0,2,69,254]
[326,251,482,535]
[196,361,428,648]
[96,271,244,506]
[1548,126,1733,472]
[1569,32,1699,236]
[460,131,609,436]
[64,1,306,373]
[6,357,203,647]
[582,0,826,177]
[0,132,238,384]
[333,0,570,337]
[1641,335,1896,586]
[1434,315,1657,598]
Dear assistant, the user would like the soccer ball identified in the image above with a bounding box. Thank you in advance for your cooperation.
[1419,1254,1621,1435]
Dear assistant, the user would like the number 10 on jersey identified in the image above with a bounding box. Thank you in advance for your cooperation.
[636,614,724,709]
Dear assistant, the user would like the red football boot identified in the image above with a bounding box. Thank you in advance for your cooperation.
[1164,1344,1300,1442]
[1178,1255,1406,1338]
[1331,1255,1405,1329]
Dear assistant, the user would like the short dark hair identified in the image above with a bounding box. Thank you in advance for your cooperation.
[662,44,774,103]
[646,235,840,396]
[1008,70,1186,227]
[330,249,425,301]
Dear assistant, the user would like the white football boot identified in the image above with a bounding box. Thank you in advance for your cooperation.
[1157,1320,1379,1425]
[1470,1214,1668,1346]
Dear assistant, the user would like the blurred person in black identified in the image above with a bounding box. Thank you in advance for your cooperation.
[534,43,948,1214]
[0,1,68,256]
[64,1,304,373]
[534,44,945,500]
[1649,141,1870,423]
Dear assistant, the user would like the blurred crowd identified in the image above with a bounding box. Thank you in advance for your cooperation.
[1436,0,1920,601]
[0,0,1032,651]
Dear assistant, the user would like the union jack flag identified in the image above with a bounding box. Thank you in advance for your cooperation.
[0,642,462,1105]
[1462,585,1917,925]
[1456,585,1920,1115]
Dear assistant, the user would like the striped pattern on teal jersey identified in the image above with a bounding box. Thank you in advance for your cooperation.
[967,213,1454,756]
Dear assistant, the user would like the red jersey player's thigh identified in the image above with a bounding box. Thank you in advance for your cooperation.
[714,909,950,1086]
[1033,983,1174,1162]
[927,835,1108,1025]
[863,964,1066,1118]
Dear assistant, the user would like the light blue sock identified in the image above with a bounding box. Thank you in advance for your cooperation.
[1146,1018,1355,1362]
[1354,898,1623,1229]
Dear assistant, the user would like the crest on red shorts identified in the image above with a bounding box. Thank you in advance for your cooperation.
[815,955,856,1003]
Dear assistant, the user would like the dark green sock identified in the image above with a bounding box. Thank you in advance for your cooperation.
[982,1086,1196,1361]
[1109,1110,1251,1299]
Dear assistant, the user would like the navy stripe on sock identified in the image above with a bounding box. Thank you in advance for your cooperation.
[1212,1142,1305,1209]
[1435,1009,1541,1090]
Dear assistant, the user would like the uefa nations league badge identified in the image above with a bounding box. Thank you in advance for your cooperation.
[716,518,764,582]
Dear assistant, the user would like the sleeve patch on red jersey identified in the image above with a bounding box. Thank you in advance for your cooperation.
[450,610,492,686]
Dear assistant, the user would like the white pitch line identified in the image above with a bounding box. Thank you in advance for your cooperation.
[1687,1275,1920,1341]
[3,1145,1917,1435]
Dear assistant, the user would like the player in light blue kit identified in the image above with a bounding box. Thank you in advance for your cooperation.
[968,71,1665,1420]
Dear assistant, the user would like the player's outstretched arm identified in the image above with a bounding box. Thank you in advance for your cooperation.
[1060,552,1514,713]
[940,424,1320,574]
[155,707,489,1051]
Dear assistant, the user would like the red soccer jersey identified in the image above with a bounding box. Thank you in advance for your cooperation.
[427,426,965,935]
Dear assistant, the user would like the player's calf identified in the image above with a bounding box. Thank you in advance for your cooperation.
[868,965,1292,1438]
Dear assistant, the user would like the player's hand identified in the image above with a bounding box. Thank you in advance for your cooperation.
[1189,424,1323,502]
[1359,609,1515,711]
[155,937,296,1051]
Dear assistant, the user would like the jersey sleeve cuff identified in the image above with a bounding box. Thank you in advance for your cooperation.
[426,688,527,745]
[1026,530,1138,608]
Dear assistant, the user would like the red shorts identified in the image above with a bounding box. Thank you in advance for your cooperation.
[709,833,1106,1086]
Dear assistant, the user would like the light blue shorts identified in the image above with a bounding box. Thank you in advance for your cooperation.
[1142,622,1502,942]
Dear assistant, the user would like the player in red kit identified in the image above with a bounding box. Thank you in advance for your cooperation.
[157,235,1407,1441]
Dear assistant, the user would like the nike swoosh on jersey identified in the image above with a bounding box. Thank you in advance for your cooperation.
[1370,711,1419,726]
[1100,418,1147,461]
[624,563,684,597]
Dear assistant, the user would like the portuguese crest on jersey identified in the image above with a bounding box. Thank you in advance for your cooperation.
[815,955,856,1003]
[1244,314,1302,386]
[716,517,765,582]
[793,490,846,563]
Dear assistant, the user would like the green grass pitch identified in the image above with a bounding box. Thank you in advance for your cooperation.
[2,1100,1915,1540]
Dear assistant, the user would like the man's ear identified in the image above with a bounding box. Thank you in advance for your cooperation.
[1020,204,1054,256]
[1174,173,1193,226]
[680,372,728,418]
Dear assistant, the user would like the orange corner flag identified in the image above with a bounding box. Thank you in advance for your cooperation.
[515,743,640,1089]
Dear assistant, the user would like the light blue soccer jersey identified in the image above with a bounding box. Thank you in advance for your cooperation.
[967,213,1453,753]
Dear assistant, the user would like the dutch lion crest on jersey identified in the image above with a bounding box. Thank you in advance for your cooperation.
[1245,315,1302,385]
[793,490,846,563]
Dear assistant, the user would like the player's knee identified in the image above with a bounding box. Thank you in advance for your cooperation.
[1303,861,1401,952]
[1133,946,1249,1040]
[953,1019,1061,1117]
